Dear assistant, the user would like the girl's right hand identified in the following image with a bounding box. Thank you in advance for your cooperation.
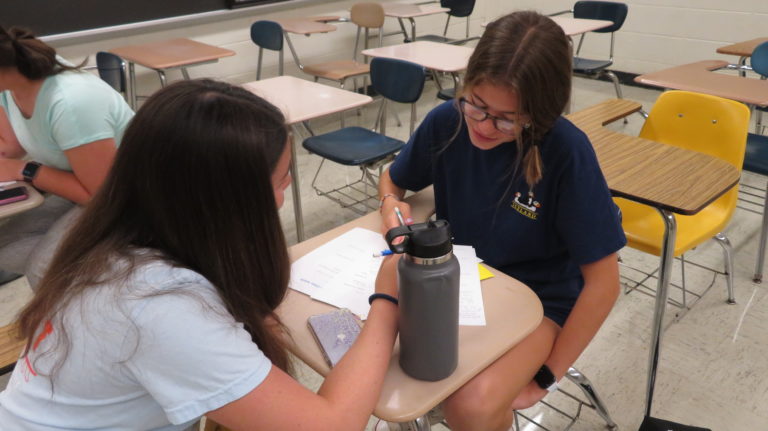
[380,198,414,235]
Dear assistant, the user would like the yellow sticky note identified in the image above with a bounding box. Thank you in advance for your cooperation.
[478,263,494,281]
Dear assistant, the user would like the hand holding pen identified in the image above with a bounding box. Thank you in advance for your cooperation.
[379,194,414,234]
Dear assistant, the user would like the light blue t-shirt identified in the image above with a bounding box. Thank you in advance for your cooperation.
[0,70,134,171]
[0,260,272,430]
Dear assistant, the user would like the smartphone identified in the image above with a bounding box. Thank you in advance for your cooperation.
[307,309,362,368]
[0,187,28,206]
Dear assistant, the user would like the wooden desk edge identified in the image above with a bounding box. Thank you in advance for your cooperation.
[282,188,544,422]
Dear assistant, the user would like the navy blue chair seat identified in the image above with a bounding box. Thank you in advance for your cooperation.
[303,127,404,166]
[573,57,612,74]
[437,88,455,101]
[302,57,426,214]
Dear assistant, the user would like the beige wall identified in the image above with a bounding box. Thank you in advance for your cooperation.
[49,0,768,94]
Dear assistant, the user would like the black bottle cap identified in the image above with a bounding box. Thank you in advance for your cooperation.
[385,220,453,258]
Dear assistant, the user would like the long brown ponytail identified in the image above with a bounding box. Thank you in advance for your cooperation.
[0,26,83,79]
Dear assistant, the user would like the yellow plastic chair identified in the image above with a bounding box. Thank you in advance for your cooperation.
[616,90,750,308]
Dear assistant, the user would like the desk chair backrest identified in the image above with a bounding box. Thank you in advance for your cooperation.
[370,57,426,134]
[350,2,386,60]
[751,41,768,77]
[573,1,627,33]
[95,52,126,95]
[250,20,284,79]
[441,0,476,18]
[573,1,627,60]
[441,0,476,39]
[639,90,749,214]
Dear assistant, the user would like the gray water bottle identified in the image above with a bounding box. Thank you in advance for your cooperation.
[386,219,460,381]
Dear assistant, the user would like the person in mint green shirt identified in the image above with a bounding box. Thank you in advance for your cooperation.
[0,26,134,282]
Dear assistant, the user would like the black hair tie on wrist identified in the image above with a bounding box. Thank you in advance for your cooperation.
[368,293,398,306]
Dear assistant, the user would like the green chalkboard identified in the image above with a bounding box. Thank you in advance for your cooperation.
[2,0,284,36]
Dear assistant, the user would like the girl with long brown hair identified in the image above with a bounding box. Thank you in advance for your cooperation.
[0,26,134,285]
[378,11,625,430]
[0,79,399,431]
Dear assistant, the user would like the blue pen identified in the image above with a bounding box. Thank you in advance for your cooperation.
[372,249,393,257]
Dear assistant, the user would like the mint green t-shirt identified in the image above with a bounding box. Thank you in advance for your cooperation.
[0,70,134,171]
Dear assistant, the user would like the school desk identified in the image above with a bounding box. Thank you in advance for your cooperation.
[241,76,373,242]
[110,38,235,109]
[567,98,741,418]
[362,41,473,91]
[278,187,543,427]
[717,37,768,76]
[383,2,450,43]
[480,16,612,37]
[269,16,344,80]
[550,16,613,36]
[635,60,768,107]
[0,183,44,219]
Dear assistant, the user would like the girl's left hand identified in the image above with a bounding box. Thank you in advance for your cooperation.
[510,380,548,410]
[0,158,23,182]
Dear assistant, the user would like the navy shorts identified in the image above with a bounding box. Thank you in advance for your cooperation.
[532,282,581,328]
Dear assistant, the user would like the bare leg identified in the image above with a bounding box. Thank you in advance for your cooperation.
[442,318,560,431]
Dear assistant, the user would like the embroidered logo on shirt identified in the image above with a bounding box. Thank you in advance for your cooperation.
[511,191,541,220]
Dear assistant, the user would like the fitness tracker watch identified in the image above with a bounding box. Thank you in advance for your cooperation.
[22,161,41,183]
[533,364,559,393]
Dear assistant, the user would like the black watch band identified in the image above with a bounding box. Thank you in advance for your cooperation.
[533,364,558,393]
[22,161,41,183]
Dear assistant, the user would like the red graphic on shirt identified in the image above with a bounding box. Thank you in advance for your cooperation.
[20,320,53,382]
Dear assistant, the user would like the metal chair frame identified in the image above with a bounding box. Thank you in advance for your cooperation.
[552,1,627,100]
[378,367,616,431]
[304,58,424,214]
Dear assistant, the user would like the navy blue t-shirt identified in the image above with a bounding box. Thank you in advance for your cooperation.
[389,101,626,326]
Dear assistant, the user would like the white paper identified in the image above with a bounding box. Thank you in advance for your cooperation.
[452,245,487,326]
[290,227,487,325]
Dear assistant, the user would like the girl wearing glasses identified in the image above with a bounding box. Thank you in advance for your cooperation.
[378,11,625,431]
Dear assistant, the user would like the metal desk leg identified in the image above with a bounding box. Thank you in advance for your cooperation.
[128,62,137,110]
[739,56,747,78]
[181,67,191,80]
[397,18,410,42]
[645,208,676,417]
[408,18,417,42]
[156,70,168,87]
[753,183,768,282]
[397,414,431,430]
[290,125,306,242]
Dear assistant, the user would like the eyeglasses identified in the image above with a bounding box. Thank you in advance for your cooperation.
[459,98,518,135]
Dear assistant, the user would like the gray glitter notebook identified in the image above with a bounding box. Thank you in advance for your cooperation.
[307,309,362,368]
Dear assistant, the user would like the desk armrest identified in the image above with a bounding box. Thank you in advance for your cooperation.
[566,99,642,133]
